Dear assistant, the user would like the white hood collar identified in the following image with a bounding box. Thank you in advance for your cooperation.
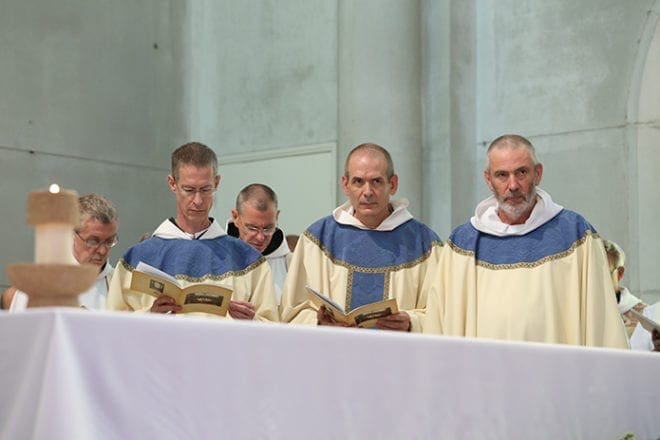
[153,218,227,240]
[97,262,114,280]
[470,188,563,237]
[618,286,642,314]
[333,198,413,231]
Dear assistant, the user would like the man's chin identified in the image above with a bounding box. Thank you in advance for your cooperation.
[251,244,267,253]
[499,203,530,220]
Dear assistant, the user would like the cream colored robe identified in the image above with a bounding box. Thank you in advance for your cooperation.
[425,191,628,348]
[279,200,443,332]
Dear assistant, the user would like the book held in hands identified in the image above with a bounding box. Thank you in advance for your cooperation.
[131,262,232,316]
[305,286,398,328]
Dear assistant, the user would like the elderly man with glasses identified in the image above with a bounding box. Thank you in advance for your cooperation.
[1,193,119,310]
[226,183,292,305]
[105,142,278,322]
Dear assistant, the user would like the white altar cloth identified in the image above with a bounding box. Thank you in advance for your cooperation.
[0,309,658,439]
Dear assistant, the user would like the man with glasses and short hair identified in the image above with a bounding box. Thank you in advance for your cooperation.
[1,193,119,310]
[226,183,292,304]
[106,142,278,322]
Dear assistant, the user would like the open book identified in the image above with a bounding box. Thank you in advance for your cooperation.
[131,262,232,316]
[629,308,660,333]
[305,286,398,328]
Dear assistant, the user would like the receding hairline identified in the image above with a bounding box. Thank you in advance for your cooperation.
[485,134,540,172]
[344,143,395,179]
[235,183,279,213]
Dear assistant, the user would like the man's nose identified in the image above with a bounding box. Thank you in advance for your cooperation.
[192,191,204,204]
[507,175,520,191]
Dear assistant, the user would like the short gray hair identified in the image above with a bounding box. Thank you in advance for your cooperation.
[603,239,625,270]
[77,193,118,231]
[485,134,540,172]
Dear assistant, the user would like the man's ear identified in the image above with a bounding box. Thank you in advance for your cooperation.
[617,266,625,282]
[231,209,239,222]
[534,163,543,185]
[214,174,221,189]
[389,174,399,195]
[484,170,494,191]
[167,175,176,192]
[341,175,350,196]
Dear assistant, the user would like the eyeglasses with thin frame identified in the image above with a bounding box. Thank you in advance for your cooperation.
[75,231,119,249]
[243,224,276,237]
[177,184,216,198]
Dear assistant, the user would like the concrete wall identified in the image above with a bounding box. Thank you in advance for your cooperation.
[0,0,186,288]
[1,0,659,303]
[425,0,660,300]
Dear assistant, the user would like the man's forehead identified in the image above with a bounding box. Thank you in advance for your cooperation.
[347,163,389,179]
[488,147,535,169]
[176,165,216,180]
[80,218,118,235]
[240,203,278,222]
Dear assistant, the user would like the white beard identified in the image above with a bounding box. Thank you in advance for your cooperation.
[496,186,537,222]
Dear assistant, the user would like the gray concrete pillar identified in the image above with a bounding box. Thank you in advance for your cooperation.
[337,0,423,216]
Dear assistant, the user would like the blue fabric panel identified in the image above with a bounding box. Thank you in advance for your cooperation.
[122,235,262,278]
[350,272,386,309]
[449,210,596,265]
[306,216,440,268]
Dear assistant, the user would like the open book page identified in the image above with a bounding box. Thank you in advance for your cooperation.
[131,262,232,316]
[305,286,399,328]
[136,262,179,285]
[629,308,660,333]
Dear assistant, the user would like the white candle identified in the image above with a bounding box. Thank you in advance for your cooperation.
[27,185,79,265]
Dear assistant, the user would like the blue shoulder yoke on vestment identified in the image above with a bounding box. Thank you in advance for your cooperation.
[305,216,441,269]
[448,209,596,265]
[121,235,263,279]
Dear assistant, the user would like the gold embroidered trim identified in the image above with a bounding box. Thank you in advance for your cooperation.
[382,273,391,301]
[345,271,354,313]
[446,231,598,270]
[121,256,267,282]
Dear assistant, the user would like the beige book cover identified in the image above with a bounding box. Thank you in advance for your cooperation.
[131,262,232,317]
[305,286,398,328]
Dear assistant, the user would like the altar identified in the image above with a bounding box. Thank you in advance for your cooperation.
[0,309,657,439]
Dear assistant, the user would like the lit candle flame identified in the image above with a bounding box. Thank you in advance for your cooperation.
[48,183,61,194]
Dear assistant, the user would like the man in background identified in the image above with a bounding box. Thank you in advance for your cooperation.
[603,239,647,337]
[227,183,291,305]
[2,193,119,310]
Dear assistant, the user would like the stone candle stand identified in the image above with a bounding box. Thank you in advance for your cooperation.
[6,185,98,307]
